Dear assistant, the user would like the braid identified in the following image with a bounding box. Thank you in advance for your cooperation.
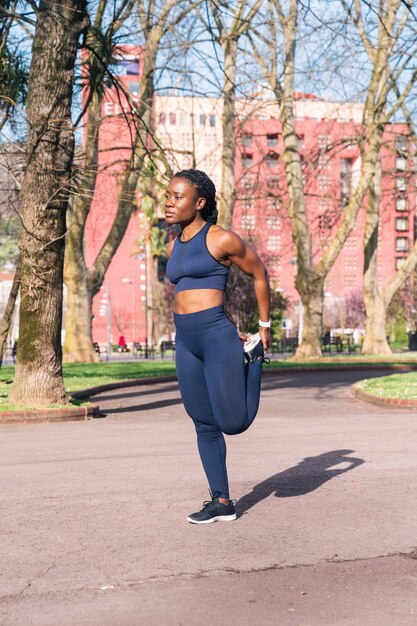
[173,169,218,224]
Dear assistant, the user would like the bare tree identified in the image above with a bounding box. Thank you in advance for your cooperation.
[9,0,89,405]
[201,0,262,229]
[248,0,415,357]
[63,0,202,362]
[350,2,417,354]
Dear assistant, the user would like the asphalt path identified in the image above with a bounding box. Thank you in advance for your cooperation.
[1,369,417,625]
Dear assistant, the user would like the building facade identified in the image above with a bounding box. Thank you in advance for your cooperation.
[82,48,416,345]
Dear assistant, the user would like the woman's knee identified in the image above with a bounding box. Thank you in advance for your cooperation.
[221,422,249,436]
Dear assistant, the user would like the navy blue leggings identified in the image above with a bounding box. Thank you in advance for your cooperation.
[175,305,262,499]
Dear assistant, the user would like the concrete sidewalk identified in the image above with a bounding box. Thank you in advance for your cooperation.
[1,369,417,625]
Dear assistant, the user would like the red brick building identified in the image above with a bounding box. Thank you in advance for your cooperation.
[82,48,415,344]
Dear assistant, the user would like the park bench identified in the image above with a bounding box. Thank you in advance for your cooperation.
[322,336,343,353]
[269,338,299,354]
[133,342,155,359]
[93,342,109,361]
[160,340,176,359]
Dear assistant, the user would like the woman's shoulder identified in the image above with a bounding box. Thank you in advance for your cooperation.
[207,224,245,254]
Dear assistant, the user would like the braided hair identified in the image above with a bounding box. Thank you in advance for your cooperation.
[173,169,218,224]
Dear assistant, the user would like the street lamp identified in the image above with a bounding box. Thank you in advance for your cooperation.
[98,284,113,355]
[121,277,136,343]
[136,251,149,358]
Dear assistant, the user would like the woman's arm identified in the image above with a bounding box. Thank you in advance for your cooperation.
[213,229,272,349]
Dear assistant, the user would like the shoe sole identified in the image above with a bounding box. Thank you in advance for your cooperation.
[186,513,237,524]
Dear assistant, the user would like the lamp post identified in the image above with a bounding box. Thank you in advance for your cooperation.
[121,277,136,344]
[137,251,149,358]
[98,283,112,355]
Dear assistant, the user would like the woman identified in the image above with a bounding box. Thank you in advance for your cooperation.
[165,169,271,524]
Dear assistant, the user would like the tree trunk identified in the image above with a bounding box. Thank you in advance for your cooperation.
[63,277,98,363]
[63,35,159,362]
[361,151,391,355]
[63,90,101,362]
[294,273,324,358]
[9,0,89,406]
[218,38,237,229]
[0,257,20,367]
[362,291,391,354]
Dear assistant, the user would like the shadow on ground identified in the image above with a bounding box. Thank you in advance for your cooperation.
[236,449,365,517]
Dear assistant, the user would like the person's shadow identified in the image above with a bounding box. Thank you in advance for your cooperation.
[236,449,364,516]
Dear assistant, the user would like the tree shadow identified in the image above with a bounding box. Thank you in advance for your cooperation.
[236,449,364,517]
[101,397,183,415]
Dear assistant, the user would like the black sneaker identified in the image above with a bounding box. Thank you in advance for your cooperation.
[243,332,269,363]
[187,493,237,524]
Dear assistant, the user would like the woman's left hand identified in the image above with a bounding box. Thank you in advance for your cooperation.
[259,327,272,351]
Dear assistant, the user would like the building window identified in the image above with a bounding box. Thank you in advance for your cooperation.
[396,237,409,252]
[396,197,407,211]
[266,215,281,229]
[396,157,407,171]
[112,57,140,75]
[128,81,140,96]
[318,174,332,189]
[345,236,358,249]
[241,198,254,210]
[266,152,279,167]
[241,214,256,230]
[266,175,280,189]
[395,135,408,153]
[318,213,333,231]
[267,235,281,251]
[318,154,331,170]
[318,134,330,149]
[179,113,187,126]
[396,217,409,231]
[159,112,166,124]
[242,133,252,147]
[266,194,280,211]
[396,257,406,270]
[200,114,206,126]
[209,114,216,127]
[266,133,279,146]
[318,197,332,212]
[344,275,357,288]
[169,112,176,125]
[340,158,353,206]
[343,255,357,270]
[242,153,253,168]
[241,174,255,189]
[396,177,406,192]
[181,132,193,145]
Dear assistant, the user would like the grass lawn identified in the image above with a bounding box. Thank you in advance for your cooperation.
[0,361,177,411]
[355,372,417,399]
[1,353,417,410]
[356,372,417,400]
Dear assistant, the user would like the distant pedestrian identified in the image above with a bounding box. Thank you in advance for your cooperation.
[118,335,128,352]
[165,169,271,524]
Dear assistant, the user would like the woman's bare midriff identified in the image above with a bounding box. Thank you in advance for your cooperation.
[174,289,224,314]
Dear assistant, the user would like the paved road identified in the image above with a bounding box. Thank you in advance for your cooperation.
[1,369,417,625]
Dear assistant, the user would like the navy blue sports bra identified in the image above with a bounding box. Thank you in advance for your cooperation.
[166,222,230,294]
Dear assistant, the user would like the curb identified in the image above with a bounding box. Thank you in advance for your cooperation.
[3,365,417,422]
[0,403,100,425]
[71,364,417,400]
[351,383,417,409]
[72,375,178,399]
